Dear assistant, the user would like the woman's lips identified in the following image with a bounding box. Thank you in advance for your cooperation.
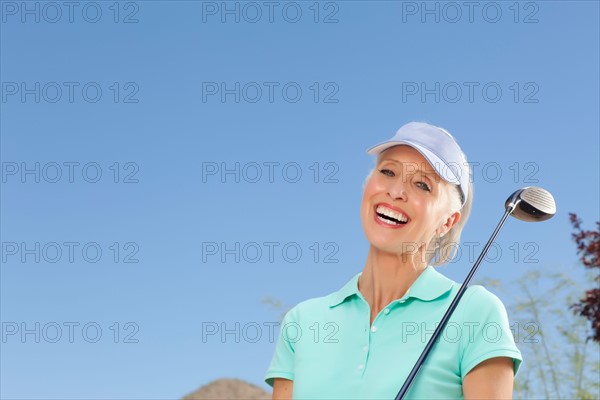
[373,204,408,229]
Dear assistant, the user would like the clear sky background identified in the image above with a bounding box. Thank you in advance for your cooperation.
[1,1,599,398]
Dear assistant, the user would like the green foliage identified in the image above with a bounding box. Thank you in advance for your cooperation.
[479,267,600,399]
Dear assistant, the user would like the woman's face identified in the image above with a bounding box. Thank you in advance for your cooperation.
[360,145,460,259]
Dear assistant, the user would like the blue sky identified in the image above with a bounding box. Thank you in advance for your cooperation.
[1,1,599,398]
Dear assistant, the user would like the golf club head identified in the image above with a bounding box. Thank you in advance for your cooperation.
[505,186,556,222]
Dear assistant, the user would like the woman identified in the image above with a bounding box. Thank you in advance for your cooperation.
[264,122,522,399]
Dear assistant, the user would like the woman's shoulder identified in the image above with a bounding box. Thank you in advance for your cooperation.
[457,284,511,319]
[463,284,505,303]
[428,267,506,310]
[280,274,359,322]
[282,293,338,321]
[287,295,327,312]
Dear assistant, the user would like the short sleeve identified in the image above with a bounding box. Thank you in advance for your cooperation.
[264,306,298,387]
[459,285,523,378]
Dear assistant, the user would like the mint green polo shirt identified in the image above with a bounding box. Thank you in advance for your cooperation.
[264,266,522,399]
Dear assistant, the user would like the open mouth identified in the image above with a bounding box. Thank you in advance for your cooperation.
[375,204,409,226]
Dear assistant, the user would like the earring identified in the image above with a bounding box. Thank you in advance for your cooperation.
[433,232,443,249]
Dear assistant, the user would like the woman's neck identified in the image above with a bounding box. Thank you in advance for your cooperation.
[358,246,428,318]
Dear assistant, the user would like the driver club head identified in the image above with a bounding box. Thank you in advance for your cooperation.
[505,186,556,222]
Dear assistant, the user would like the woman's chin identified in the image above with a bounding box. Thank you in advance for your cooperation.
[365,236,403,255]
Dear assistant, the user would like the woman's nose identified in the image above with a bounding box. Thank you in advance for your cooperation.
[388,178,407,201]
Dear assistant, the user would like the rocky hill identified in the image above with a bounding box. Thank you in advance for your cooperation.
[182,378,270,400]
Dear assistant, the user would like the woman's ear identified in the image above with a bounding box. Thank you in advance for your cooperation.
[440,210,461,236]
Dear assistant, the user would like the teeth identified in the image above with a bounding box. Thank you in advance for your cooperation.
[376,205,408,223]
[377,215,400,225]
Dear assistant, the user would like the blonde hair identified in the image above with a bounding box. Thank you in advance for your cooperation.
[362,153,474,266]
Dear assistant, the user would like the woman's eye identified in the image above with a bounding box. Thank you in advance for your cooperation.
[379,169,394,177]
[416,181,431,192]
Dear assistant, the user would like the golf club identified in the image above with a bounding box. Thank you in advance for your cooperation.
[394,186,556,400]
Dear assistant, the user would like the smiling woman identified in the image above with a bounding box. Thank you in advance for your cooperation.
[264,122,522,400]
[362,145,468,273]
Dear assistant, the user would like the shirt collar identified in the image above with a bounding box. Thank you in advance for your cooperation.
[328,266,455,308]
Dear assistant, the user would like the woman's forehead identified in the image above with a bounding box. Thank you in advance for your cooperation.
[379,146,439,175]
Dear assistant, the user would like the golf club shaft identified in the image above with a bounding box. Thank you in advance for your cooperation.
[395,205,516,400]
